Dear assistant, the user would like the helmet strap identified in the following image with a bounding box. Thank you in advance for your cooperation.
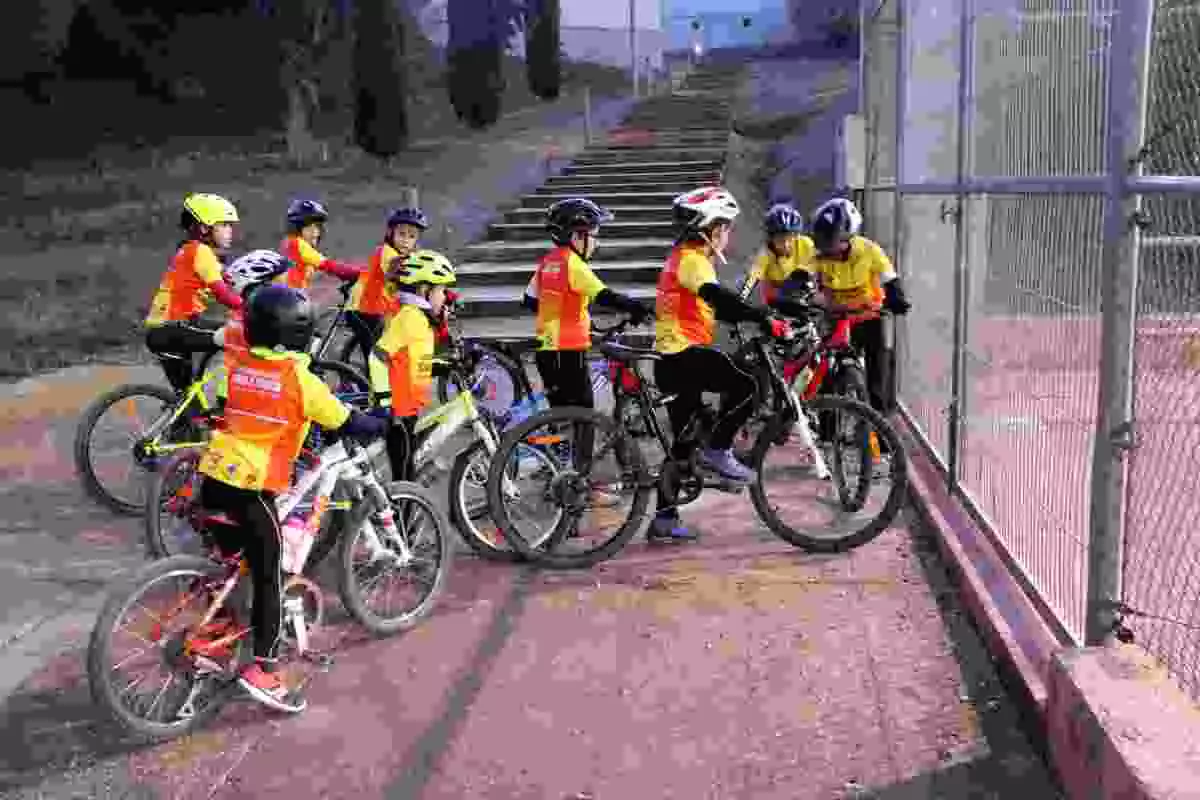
[698,228,728,265]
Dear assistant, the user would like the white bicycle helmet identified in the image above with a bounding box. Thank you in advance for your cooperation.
[224,249,291,297]
[672,186,741,235]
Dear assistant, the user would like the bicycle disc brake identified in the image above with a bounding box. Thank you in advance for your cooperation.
[659,460,703,506]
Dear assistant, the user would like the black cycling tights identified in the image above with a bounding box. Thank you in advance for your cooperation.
[145,319,223,394]
[534,350,596,466]
[344,311,385,368]
[653,346,757,512]
[197,477,284,662]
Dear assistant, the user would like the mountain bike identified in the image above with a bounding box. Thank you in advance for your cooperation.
[145,310,554,564]
[73,339,370,515]
[89,435,451,743]
[484,315,908,569]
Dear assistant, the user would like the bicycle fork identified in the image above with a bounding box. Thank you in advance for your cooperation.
[786,377,832,481]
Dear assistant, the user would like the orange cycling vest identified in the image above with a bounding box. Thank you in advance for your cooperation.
[533,246,606,352]
[347,242,398,315]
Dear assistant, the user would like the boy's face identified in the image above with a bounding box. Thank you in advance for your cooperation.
[427,285,448,316]
[569,226,599,259]
[709,221,732,253]
[211,223,235,250]
[769,233,793,256]
[390,224,421,257]
[301,222,324,246]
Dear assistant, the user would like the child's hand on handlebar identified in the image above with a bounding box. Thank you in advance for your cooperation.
[761,316,792,339]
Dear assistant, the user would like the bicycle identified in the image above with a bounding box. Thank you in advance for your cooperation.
[145,306,556,564]
[484,314,908,569]
[73,332,370,516]
[89,434,451,742]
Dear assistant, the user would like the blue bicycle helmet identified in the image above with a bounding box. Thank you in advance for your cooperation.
[286,198,329,229]
[386,206,430,230]
[764,203,804,236]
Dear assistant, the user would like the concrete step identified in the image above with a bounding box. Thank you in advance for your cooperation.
[488,219,676,241]
[546,171,721,188]
[502,205,668,224]
[460,237,673,263]
[570,147,728,164]
[455,259,662,286]
[455,282,657,318]
[520,190,681,208]
[535,179,718,195]
[562,158,722,176]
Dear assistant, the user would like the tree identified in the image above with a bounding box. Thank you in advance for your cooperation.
[351,0,410,157]
[524,0,561,100]
[446,0,507,128]
[272,0,340,162]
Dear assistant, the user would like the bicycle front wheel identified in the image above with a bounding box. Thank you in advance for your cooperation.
[437,341,531,420]
[485,406,652,569]
[749,395,907,553]
[88,555,235,741]
[143,449,207,559]
[337,480,453,636]
[74,383,200,515]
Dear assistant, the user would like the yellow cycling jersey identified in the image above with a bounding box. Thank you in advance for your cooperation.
[655,244,717,355]
[198,349,350,493]
[527,246,607,351]
[279,236,327,290]
[145,241,225,326]
[810,235,896,307]
[741,235,816,303]
[369,303,436,418]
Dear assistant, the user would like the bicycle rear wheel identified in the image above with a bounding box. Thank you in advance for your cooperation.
[75,383,198,515]
[748,395,907,553]
[485,406,652,569]
[437,341,531,420]
[88,554,236,741]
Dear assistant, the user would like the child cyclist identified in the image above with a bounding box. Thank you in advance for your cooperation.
[649,186,791,543]
[195,285,387,713]
[739,202,818,306]
[522,198,651,416]
[145,193,245,394]
[278,198,364,289]
[213,250,293,404]
[368,250,457,483]
[804,197,911,414]
[345,207,429,366]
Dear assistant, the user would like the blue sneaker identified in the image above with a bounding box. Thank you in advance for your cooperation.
[698,448,756,483]
[646,513,698,543]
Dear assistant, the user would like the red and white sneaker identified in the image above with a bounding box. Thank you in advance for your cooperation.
[237,662,307,714]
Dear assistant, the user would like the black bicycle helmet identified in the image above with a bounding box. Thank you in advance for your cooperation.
[286,198,329,230]
[764,203,804,236]
[545,198,614,245]
[245,285,316,352]
[386,206,430,230]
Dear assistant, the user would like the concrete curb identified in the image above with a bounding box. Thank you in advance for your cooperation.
[896,411,1200,799]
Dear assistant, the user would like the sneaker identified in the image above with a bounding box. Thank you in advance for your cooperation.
[646,513,698,543]
[237,662,307,713]
[698,448,756,483]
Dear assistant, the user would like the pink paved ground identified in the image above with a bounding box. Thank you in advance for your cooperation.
[902,314,1200,692]
[0,492,1002,799]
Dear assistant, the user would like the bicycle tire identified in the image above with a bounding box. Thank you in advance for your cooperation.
[88,555,234,742]
[485,405,652,569]
[336,480,453,636]
[310,358,375,408]
[437,341,532,418]
[448,439,528,563]
[748,394,907,553]
[75,383,185,515]
[143,449,206,559]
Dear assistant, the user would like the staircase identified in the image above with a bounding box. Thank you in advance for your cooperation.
[456,66,746,346]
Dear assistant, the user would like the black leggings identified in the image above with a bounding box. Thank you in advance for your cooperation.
[653,346,757,514]
[197,478,284,662]
[534,350,595,465]
[851,317,891,413]
[345,311,384,367]
[145,319,223,394]
[386,415,418,483]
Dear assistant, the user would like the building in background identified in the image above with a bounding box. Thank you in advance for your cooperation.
[417,0,668,73]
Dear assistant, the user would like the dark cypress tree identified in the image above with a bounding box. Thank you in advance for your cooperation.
[352,0,410,157]
[524,0,561,100]
[446,0,506,129]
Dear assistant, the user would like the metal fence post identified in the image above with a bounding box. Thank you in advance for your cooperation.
[947,0,976,489]
[1084,0,1154,646]
[892,0,908,402]
[583,85,593,146]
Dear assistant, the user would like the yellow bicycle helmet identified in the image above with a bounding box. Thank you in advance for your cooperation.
[388,249,457,287]
[183,193,240,227]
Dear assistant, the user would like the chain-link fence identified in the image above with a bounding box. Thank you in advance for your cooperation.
[862,0,1200,696]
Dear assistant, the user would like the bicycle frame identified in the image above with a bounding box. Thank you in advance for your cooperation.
[307,281,355,361]
[138,362,222,459]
